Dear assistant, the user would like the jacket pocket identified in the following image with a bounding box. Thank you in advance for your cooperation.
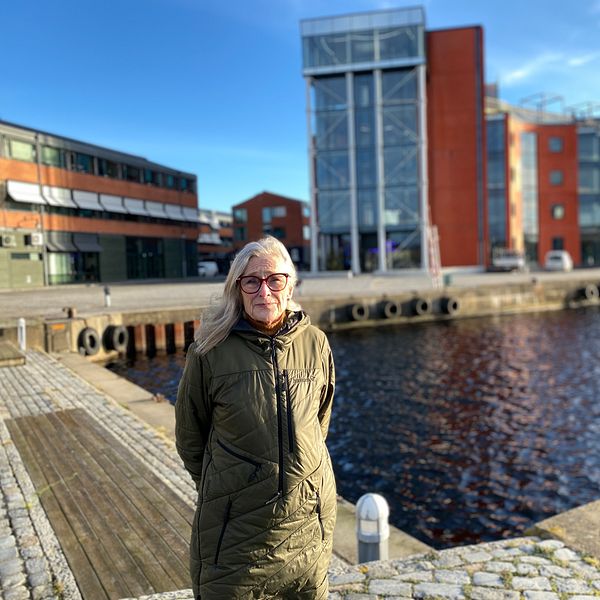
[315,491,325,541]
[283,370,296,454]
[217,439,262,482]
[214,497,232,566]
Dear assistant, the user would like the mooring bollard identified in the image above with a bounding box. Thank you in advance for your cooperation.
[356,493,390,563]
[17,318,26,352]
[104,285,112,308]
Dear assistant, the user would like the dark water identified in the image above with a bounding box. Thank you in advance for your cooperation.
[107,308,600,548]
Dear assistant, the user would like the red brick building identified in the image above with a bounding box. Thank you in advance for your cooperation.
[232,191,310,269]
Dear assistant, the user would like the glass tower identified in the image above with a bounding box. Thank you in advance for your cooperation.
[301,7,428,273]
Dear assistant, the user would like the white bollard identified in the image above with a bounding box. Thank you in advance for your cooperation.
[103,285,112,308]
[356,493,390,563]
[17,318,26,352]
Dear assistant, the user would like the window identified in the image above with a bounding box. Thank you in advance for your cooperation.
[74,152,94,173]
[233,208,247,223]
[550,170,563,185]
[9,139,36,162]
[263,207,272,223]
[303,225,311,240]
[124,165,141,182]
[179,177,189,191]
[41,146,64,167]
[552,204,565,220]
[271,227,285,239]
[303,204,310,218]
[272,206,286,218]
[144,168,154,184]
[98,158,119,178]
[549,136,563,153]
[552,237,564,250]
[234,227,246,242]
[165,174,175,189]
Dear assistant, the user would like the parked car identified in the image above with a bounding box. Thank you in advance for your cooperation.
[198,260,219,277]
[490,248,526,272]
[544,250,573,272]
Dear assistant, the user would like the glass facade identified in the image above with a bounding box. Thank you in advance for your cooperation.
[521,131,539,263]
[486,118,507,253]
[302,7,426,272]
[578,127,600,266]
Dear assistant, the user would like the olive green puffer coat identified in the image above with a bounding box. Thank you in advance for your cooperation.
[175,311,336,599]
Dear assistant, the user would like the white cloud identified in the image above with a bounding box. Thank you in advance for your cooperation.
[501,52,563,85]
[568,52,600,66]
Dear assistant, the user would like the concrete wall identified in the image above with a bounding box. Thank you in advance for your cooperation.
[0,230,45,289]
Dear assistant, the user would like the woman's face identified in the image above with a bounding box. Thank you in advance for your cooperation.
[240,255,292,326]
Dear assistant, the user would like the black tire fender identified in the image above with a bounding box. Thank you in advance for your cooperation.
[381,300,401,319]
[78,327,100,356]
[410,297,431,316]
[347,303,369,321]
[103,324,129,352]
[440,296,460,315]
[579,284,599,301]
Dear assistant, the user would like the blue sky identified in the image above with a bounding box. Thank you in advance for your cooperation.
[2,0,600,213]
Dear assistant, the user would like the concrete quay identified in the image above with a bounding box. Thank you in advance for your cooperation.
[1,350,599,599]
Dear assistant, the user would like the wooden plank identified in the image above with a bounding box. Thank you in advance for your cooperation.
[6,417,109,600]
[23,413,132,599]
[49,410,180,592]
[41,411,154,597]
[61,410,191,588]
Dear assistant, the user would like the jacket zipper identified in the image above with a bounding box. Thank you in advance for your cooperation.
[270,338,285,499]
[284,370,295,454]
[214,498,232,565]
[315,491,325,540]
[217,439,261,482]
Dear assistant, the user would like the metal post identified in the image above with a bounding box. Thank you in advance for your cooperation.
[103,285,112,308]
[17,318,26,352]
[356,493,390,563]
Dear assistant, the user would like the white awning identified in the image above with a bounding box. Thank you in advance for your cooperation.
[43,185,77,208]
[46,231,77,252]
[99,194,128,214]
[73,190,103,211]
[164,204,185,221]
[145,201,167,219]
[7,180,46,205]
[182,207,199,222]
[123,197,149,216]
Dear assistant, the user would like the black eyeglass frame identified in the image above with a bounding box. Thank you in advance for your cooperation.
[236,273,290,294]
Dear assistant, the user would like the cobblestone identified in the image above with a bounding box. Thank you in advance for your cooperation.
[1,351,600,600]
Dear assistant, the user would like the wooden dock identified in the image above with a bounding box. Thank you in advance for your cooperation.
[6,408,193,599]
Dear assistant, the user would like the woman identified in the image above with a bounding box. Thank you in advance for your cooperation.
[176,236,336,599]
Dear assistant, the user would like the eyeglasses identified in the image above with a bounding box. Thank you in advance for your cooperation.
[237,273,290,294]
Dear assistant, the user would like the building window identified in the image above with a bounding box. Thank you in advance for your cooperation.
[234,227,246,242]
[271,227,286,239]
[551,204,565,220]
[41,146,64,168]
[233,208,248,222]
[549,136,563,153]
[144,168,154,184]
[550,170,563,185]
[74,152,94,173]
[98,158,119,178]
[165,174,175,188]
[552,237,564,250]
[9,139,36,162]
[124,165,141,182]
[303,204,310,218]
[303,225,311,240]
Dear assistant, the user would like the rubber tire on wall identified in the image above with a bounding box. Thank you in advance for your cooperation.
[579,284,599,301]
[381,300,401,319]
[103,325,129,352]
[410,297,431,316]
[440,296,460,315]
[78,327,101,356]
[347,303,369,321]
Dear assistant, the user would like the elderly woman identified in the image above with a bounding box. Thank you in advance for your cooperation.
[176,236,336,599]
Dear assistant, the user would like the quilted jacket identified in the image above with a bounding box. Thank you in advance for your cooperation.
[175,311,336,599]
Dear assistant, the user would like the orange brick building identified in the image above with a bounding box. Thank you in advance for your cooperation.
[0,120,199,288]
[232,191,310,269]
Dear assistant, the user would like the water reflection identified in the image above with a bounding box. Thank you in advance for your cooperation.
[107,307,600,548]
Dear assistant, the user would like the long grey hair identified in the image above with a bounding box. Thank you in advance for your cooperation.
[196,236,301,355]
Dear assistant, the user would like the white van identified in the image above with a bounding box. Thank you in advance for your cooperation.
[544,250,573,272]
[198,261,219,277]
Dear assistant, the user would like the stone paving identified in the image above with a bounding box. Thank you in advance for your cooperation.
[0,351,599,599]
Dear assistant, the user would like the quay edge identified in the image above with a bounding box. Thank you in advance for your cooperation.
[1,276,600,359]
